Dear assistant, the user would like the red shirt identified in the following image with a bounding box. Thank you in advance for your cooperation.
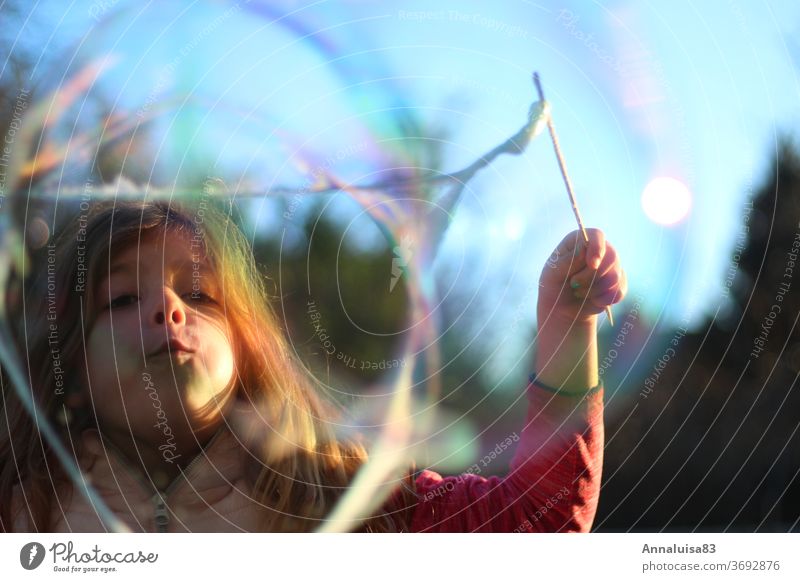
[408,380,604,532]
[9,380,603,533]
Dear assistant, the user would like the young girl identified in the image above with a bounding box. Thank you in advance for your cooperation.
[0,198,626,533]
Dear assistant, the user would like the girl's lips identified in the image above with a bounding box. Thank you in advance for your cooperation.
[150,339,195,357]
[152,349,193,358]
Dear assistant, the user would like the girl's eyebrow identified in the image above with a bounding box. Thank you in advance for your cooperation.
[108,260,133,276]
[97,261,135,287]
[102,256,211,285]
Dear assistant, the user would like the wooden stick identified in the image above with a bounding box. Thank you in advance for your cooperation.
[533,72,614,326]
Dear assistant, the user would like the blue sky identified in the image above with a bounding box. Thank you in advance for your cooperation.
[7,0,800,340]
[350,0,800,330]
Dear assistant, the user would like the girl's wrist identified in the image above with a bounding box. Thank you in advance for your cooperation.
[537,304,598,330]
[535,304,599,393]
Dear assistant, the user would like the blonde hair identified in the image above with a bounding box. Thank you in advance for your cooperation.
[0,198,419,532]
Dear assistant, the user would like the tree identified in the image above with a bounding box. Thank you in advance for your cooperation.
[596,136,800,532]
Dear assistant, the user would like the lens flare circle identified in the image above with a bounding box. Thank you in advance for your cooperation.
[641,176,692,226]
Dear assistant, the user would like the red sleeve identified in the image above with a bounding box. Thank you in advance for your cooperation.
[408,380,604,533]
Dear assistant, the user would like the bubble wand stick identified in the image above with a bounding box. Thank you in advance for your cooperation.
[533,72,614,326]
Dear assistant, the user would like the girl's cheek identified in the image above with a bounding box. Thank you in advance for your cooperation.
[87,324,110,358]
[88,319,142,371]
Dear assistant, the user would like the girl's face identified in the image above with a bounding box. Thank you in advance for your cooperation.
[84,228,236,447]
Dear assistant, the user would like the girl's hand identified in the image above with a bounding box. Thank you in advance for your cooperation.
[538,228,627,325]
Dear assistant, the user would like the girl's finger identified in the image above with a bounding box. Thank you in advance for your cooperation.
[584,228,606,270]
[546,231,589,277]
[560,231,586,263]
[588,269,628,306]
[570,245,618,289]
[573,274,617,299]
[616,268,629,301]
[590,286,625,308]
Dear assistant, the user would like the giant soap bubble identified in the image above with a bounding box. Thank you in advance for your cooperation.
[1,0,553,532]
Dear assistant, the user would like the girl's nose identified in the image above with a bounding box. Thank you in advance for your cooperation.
[153,287,186,326]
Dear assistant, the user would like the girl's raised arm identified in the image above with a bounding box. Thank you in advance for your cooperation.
[406,228,626,532]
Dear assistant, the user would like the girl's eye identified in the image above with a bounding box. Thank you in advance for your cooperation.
[104,292,217,310]
[108,295,138,309]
